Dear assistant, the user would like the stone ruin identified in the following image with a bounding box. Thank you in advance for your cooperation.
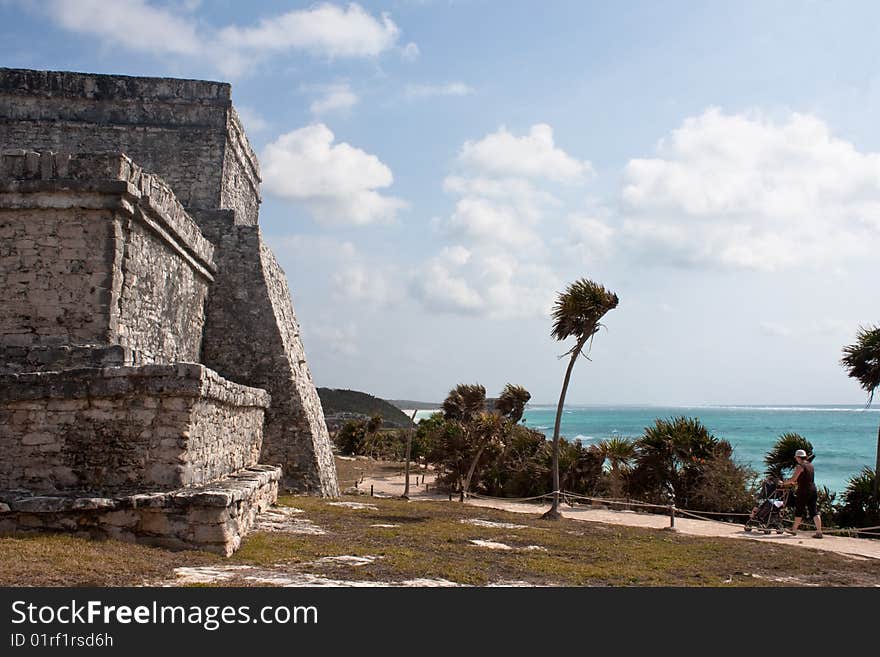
[0,68,339,555]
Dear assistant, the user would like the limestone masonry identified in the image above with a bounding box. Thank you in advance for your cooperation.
[0,68,339,555]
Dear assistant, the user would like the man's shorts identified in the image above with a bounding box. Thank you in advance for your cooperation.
[795,489,818,518]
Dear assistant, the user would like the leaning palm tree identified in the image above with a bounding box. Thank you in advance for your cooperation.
[543,279,619,519]
[461,411,507,500]
[495,384,531,424]
[442,384,487,500]
[763,432,813,482]
[841,325,880,498]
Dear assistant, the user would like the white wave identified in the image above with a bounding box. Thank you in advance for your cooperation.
[703,405,880,413]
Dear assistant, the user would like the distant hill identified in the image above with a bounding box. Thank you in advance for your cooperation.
[318,388,415,429]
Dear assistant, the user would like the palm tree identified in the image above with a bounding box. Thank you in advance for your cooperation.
[495,384,531,424]
[841,325,880,498]
[442,384,488,500]
[597,437,635,499]
[631,416,720,506]
[442,384,486,425]
[401,408,419,500]
[763,432,813,481]
[460,411,507,500]
[543,279,619,519]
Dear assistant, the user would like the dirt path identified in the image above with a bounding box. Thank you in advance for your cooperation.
[360,470,880,561]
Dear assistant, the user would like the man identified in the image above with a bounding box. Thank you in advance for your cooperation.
[781,449,822,538]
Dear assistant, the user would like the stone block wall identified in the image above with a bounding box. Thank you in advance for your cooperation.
[0,68,261,225]
[0,465,281,556]
[0,151,214,365]
[198,215,339,496]
[0,364,269,496]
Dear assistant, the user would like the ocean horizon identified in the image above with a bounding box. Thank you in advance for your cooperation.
[414,404,878,496]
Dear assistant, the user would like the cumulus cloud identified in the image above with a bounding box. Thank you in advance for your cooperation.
[567,214,616,264]
[37,1,406,76]
[43,0,201,56]
[410,247,558,319]
[218,3,399,58]
[458,124,593,183]
[622,108,880,270]
[261,124,406,225]
[308,83,359,115]
[412,123,600,319]
[405,82,474,99]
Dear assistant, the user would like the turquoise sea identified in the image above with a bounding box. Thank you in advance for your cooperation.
[416,405,878,496]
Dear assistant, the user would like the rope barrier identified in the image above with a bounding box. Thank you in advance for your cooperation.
[452,485,880,537]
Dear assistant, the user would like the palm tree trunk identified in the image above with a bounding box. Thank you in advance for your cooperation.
[461,444,487,502]
[543,336,586,519]
[402,410,418,499]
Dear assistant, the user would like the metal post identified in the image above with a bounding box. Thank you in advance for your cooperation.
[669,504,675,528]
[370,485,374,497]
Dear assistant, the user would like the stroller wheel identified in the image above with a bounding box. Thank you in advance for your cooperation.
[776,528,784,534]
[744,525,752,532]
[763,529,771,534]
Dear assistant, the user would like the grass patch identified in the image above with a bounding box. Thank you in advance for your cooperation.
[0,533,217,586]
[228,495,880,587]
[3,493,879,587]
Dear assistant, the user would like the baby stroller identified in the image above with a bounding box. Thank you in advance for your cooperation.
[744,478,789,534]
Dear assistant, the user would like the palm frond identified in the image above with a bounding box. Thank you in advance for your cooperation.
[841,324,880,404]
[551,278,619,343]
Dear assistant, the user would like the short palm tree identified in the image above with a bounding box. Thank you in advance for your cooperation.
[598,437,635,499]
[461,411,507,500]
[841,325,880,498]
[495,384,531,424]
[543,278,619,519]
[442,384,488,500]
[763,432,813,481]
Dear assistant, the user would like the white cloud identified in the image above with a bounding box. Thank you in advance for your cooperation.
[37,1,406,76]
[405,82,473,98]
[458,124,593,183]
[413,123,600,319]
[333,263,398,305]
[567,214,616,264]
[261,124,406,225]
[308,83,359,115]
[44,0,201,56]
[445,197,541,248]
[413,247,485,315]
[622,108,880,270]
[411,246,559,319]
[218,3,400,58]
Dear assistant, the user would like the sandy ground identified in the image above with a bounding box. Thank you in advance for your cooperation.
[360,469,880,561]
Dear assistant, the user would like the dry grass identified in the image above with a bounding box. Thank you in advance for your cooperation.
[228,495,880,587]
[2,491,879,587]
[0,533,216,586]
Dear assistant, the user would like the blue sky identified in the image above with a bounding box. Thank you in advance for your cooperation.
[2,1,879,405]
